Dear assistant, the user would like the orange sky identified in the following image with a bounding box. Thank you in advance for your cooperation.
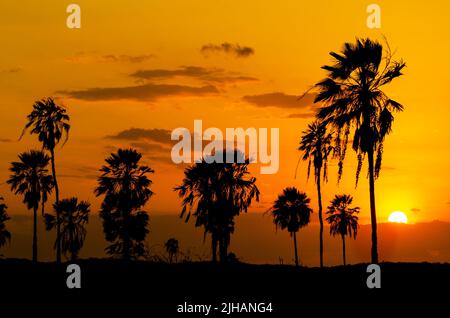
[0,0,449,228]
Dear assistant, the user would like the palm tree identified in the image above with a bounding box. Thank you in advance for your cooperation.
[7,150,54,262]
[165,238,179,263]
[44,198,90,261]
[269,187,313,266]
[299,120,333,267]
[175,151,259,263]
[21,97,70,263]
[95,148,154,260]
[326,194,360,265]
[314,38,405,263]
[0,197,11,255]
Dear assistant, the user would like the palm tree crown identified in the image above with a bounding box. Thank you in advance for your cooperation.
[270,187,312,233]
[315,38,405,183]
[7,150,53,210]
[95,148,154,260]
[326,194,359,239]
[299,120,334,183]
[22,97,70,151]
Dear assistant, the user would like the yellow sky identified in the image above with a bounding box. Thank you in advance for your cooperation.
[0,0,449,225]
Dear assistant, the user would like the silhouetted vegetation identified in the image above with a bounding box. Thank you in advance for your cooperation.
[175,151,259,263]
[21,97,70,263]
[44,197,90,261]
[95,148,154,260]
[314,38,406,263]
[269,187,312,266]
[164,238,179,263]
[0,197,11,255]
[326,194,360,265]
[299,120,334,267]
[7,150,54,262]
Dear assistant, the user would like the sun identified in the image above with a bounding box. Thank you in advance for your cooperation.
[388,211,408,224]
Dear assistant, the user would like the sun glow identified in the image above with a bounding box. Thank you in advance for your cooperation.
[388,211,408,224]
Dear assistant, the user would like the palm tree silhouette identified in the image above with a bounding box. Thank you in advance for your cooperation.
[326,194,359,265]
[314,38,405,263]
[7,150,54,262]
[44,197,90,261]
[165,238,179,263]
[95,148,154,260]
[21,97,70,263]
[269,187,313,266]
[175,151,259,263]
[299,120,333,267]
[0,197,11,255]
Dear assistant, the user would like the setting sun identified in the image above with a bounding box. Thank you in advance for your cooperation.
[388,211,408,224]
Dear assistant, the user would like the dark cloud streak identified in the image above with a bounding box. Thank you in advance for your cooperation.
[57,83,219,102]
[201,43,254,58]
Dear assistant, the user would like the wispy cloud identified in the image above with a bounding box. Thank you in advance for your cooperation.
[286,112,316,119]
[66,52,156,64]
[0,67,21,74]
[106,128,172,144]
[57,83,219,102]
[201,43,254,58]
[243,92,316,109]
[130,66,258,85]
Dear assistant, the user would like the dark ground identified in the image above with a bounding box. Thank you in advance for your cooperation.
[0,259,449,315]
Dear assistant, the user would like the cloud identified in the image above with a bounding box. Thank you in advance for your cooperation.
[201,43,254,58]
[66,52,156,63]
[243,92,316,109]
[130,66,258,85]
[411,208,421,213]
[106,128,172,144]
[57,83,219,102]
[130,142,169,153]
[0,67,21,74]
[0,138,13,143]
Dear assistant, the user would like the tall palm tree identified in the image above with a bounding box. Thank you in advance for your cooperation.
[44,197,90,261]
[299,120,333,268]
[314,38,405,263]
[95,148,154,260]
[165,238,179,263]
[0,197,11,254]
[21,97,70,263]
[269,187,313,266]
[7,150,54,262]
[175,151,259,263]
[326,194,360,265]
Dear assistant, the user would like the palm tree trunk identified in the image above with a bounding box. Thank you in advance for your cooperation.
[219,235,227,263]
[367,149,379,264]
[293,232,299,266]
[317,172,324,268]
[123,214,131,261]
[342,234,346,266]
[50,148,61,263]
[211,232,218,262]
[33,206,38,262]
